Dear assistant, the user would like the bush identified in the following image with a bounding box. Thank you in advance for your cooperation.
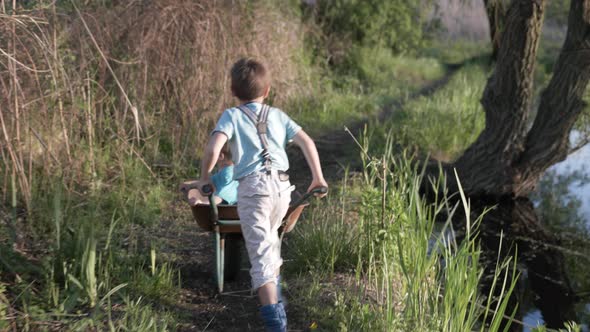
[312,0,429,55]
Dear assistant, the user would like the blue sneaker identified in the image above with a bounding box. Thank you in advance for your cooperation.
[260,302,287,332]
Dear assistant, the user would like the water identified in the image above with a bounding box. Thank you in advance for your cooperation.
[427,132,590,331]
[547,133,590,221]
[523,132,590,331]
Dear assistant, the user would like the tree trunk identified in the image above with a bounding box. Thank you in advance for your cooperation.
[483,0,506,61]
[431,1,590,329]
[452,0,590,198]
[453,0,545,197]
[513,0,590,195]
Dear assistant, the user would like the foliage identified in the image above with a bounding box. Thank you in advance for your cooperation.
[345,47,445,95]
[0,1,306,326]
[311,0,430,55]
[0,160,176,329]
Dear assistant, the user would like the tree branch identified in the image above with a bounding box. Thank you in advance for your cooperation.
[483,0,508,61]
[514,0,590,196]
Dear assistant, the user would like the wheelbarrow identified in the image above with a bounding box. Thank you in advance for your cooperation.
[186,184,327,293]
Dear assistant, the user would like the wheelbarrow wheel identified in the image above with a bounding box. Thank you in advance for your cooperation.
[224,234,243,281]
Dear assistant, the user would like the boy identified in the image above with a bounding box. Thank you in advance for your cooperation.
[198,57,327,331]
[183,144,238,206]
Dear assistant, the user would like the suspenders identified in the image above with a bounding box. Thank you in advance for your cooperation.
[237,104,273,174]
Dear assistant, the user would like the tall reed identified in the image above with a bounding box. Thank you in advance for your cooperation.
[287,131,518,331]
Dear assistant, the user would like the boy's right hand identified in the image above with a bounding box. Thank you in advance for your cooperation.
[307,178,328,198]
[197,176,215,196]
[200,182,215,196]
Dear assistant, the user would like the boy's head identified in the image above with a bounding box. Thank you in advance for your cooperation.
[230,57,270,101]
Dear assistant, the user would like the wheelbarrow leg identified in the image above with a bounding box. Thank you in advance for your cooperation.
[214,226,225,293]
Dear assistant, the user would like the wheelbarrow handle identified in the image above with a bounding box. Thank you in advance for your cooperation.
[198,184,220,222]
[290,186,328,208]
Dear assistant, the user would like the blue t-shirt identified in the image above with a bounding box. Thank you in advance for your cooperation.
[211,165,238,205]
[212,103,302,180]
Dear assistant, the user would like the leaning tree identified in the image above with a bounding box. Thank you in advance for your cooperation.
[439,0,590,327]
[452,0,589,199]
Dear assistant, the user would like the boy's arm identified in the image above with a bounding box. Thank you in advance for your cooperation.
[292,130,328,197]
[199,132,228,185]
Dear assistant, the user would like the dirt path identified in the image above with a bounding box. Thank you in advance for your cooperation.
[288,61,467,188]
[163,61,468,331]
[157,202,315,331]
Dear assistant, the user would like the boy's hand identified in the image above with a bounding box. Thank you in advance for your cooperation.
[197,176,215,196]
[293,131,327,198]
[307,178,328,198]
[200,182,216,196]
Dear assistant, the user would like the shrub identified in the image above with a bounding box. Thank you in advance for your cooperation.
[312,0,429,55]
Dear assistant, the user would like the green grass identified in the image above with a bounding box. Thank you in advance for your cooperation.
[289,45,489,161]
[532,322,583,332]
[383,60,489,160]
[285,133,518,331]
[288,46,447,136]
[346,47,446,96]
[0,155,176,330]
[422,40,491,64]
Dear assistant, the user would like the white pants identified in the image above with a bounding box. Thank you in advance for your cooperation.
[237,170,291,290]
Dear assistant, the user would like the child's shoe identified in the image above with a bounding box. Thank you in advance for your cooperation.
[260,302,287,332]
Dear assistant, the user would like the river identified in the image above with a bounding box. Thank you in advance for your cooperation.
[523,132,590,331]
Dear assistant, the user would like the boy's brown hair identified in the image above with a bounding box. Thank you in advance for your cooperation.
[230,57,270,101]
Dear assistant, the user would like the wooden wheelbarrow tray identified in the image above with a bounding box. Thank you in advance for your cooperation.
[189,186,327,293]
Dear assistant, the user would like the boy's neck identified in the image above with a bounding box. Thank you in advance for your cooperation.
[240,96,265,104]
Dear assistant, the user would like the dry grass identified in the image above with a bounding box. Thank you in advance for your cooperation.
[0,0,309,209]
